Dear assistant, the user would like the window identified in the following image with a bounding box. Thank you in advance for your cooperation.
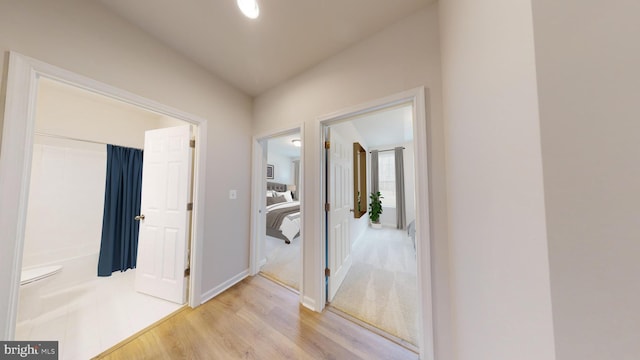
[378,152,396,208]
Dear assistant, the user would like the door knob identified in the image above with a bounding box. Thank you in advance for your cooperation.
[134,214,145,221]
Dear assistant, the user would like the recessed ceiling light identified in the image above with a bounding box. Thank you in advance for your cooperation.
[291,139,301,147]
[237,0,259,19]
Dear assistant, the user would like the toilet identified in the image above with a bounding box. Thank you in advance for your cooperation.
[20,265,63,287]
[17,265,63,323]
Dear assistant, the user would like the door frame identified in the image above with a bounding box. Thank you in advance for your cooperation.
[318,87,434,359]
[0,52,208,339]
[249,124,304,298]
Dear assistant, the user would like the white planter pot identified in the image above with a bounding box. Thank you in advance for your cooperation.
[371,222,382,229]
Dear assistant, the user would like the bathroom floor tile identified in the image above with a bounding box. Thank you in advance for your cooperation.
[17,269,182,360]
[29,312,67,342]
[14,320,34,340]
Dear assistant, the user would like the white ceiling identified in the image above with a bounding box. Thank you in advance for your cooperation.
[267,103,413,156]
[268,132,301,158]
[351,104,413,149]
[96,0,433,96]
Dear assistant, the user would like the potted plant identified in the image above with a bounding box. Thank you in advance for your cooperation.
[369,191,383,229]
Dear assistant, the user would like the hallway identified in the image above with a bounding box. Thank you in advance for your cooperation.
[95,275,417,359]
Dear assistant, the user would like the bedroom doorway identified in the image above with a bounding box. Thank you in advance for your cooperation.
[318,87,433,357]
[250,127,304,293]
[323,104,419,348]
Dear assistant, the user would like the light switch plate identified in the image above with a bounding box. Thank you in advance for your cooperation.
[229,190,237,199]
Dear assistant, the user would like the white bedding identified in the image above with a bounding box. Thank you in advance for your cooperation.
[266,200,300,242]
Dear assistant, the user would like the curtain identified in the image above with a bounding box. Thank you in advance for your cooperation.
[293,160,300,200]
[394,147,406,229]
[97,145,144,277]
[371,150,379,194]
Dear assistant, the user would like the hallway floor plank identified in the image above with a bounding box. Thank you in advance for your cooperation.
[95,275,418,360]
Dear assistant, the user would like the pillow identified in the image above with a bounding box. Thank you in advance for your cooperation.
[266,190,277,197]
[266,196,287,206]
[275,191,293,202]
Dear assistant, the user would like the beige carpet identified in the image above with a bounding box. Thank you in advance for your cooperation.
[330,226,418,345]
[260,235,301,290]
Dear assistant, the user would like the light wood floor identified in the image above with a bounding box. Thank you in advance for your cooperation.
[94,275,418,360]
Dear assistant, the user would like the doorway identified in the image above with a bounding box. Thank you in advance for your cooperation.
[323,103,419,347]
[318,87,434,357]
[250,126,304,296]
[0,53,207,347]
[17,76,193,359]
[260,132,302,290]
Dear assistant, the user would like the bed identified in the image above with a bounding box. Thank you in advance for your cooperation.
[266,182,300,244]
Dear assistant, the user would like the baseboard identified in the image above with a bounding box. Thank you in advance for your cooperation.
[200,268,249,304]
[352,230,365,248]
[258,257,266,269]
[301,295,317,312]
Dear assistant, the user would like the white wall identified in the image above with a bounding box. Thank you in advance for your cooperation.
[24,140,106,268]
[254,4,452,358]
[35,78,186,148]
[532,1,640,359]
[0,0,253,329]
[266,150,293,185]
[439,1,556,359]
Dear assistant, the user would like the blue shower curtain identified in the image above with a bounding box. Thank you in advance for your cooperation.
[97,145,143,277]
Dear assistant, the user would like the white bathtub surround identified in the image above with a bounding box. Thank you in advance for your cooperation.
[23,141,106,268]
[15,270,182,360]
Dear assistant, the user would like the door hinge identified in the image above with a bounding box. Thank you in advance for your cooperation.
[325,203,330,212]
[189,139,196,148]
[187,202,193,211]
[184,268,190,277]
[325,268,330,277]
[324,141,330,149]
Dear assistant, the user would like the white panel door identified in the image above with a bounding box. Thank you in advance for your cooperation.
[135,125,192,304]
[327,130,353,302]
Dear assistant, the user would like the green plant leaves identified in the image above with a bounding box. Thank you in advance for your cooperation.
[369,191,383,223]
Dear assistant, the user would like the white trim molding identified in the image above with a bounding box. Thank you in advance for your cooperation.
[249,123,305,304]
[0,52,208,339]
[200,269,250,304]
[301,296,317,311]
[317,87,435,360]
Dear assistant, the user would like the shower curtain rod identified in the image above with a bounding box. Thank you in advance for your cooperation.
[369,147,405,153]
[33,131,142,150]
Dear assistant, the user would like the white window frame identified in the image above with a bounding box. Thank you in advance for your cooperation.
[377,151,397,208]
